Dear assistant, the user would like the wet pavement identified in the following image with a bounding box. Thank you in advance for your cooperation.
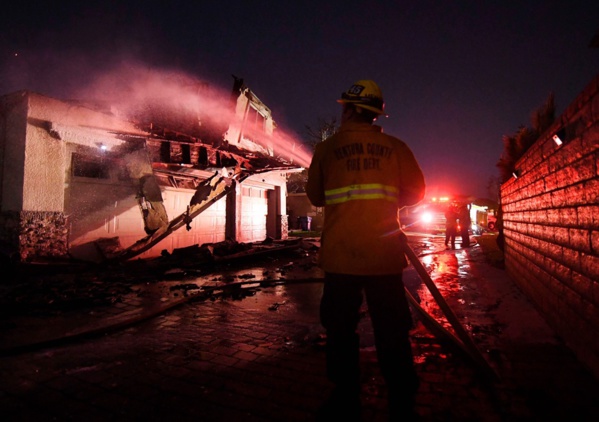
[1,233,599,421]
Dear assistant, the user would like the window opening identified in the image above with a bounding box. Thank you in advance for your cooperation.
[72,153,111,179]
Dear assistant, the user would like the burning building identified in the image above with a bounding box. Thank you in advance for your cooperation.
[0,76,306,263]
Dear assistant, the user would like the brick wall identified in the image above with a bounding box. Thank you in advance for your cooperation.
[500,74,599,378]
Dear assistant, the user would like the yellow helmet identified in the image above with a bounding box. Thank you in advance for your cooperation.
[337,79,386,116]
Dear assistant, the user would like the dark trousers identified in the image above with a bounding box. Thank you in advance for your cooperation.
[445,224,457,246]
[461,225,470,246]
[320,272,419,395]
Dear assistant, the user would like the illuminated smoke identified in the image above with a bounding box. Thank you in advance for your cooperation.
[73,60,313,167]
[76,62,230,128]
[268,127,313,167]
[0,48,313,168]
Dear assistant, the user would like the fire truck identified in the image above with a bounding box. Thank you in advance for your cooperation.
[401,196,491,235]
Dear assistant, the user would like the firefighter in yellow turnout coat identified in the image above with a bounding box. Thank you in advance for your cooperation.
[307,80,425,421]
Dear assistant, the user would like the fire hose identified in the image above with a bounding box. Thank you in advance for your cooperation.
[401,241,499,381]
[4,238,500,383]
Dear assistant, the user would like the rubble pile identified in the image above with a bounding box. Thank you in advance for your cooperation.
[0,237,317,318]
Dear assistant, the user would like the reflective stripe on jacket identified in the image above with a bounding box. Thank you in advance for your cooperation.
[325,183,398,204]
[306,121,425,275]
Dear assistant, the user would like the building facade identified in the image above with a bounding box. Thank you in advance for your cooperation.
[0,83,300,263]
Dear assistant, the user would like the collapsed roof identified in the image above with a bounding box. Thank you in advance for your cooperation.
[70,75,301,178]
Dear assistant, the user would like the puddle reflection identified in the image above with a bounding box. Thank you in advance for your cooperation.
[162,236,480,336]
[409,237,478,332]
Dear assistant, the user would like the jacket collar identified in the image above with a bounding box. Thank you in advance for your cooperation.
[339,120,383,133]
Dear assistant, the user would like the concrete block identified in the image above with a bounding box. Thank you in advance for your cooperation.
[569,228,591,254]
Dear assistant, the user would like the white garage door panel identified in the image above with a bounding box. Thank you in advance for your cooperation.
[68,182,227,259]
[239,186,268,243]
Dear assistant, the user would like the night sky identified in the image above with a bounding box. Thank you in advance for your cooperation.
[1,1,597,200]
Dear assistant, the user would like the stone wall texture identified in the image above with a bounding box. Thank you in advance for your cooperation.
[279,214,289,240]
[500,73,599,378]
[0,211,69,262]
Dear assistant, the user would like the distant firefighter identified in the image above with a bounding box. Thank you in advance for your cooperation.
[444,201,459,249]
[458,203,472,247]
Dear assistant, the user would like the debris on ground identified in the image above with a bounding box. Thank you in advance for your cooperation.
[0,237,315,316]
[268,300,287,311]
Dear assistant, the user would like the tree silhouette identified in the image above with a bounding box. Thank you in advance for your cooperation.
[497,93,555,182]
[286,116,338,193]
[304,116,338,149]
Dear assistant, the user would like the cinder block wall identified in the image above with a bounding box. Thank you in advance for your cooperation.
[500,74,599,378]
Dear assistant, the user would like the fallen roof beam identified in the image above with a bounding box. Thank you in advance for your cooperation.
[111,168,248,262]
